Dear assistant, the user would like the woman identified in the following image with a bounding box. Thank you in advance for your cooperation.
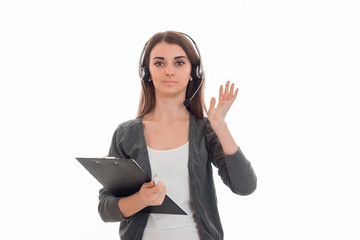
[98,31,257,240]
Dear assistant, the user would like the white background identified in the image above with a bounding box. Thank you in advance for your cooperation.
[1,0,359,239]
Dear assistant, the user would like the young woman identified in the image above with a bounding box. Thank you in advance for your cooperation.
[98,31,257,240]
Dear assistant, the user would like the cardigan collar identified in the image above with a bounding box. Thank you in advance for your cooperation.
[121,112,198,179]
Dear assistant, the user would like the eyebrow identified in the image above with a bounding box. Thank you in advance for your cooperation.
[152,56,188,60]
[174,56,187,60]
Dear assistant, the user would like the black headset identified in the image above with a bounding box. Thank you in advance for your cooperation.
[138,32,205,107]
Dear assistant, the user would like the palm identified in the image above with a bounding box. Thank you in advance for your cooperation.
[207,81,239,122]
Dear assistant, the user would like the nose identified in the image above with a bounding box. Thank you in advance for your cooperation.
[165,64,174,76]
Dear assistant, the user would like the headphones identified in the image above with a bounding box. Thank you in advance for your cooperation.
[138,32,205,107]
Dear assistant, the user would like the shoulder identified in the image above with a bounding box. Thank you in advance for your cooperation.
[113,118,142,139]
[116,118,141,130]
[190,115,222,155]
[191,113,213,132]
[190,114,215,137]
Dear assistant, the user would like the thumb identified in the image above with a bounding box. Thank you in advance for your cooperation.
[209,97,216,110]
[143,181,155,188]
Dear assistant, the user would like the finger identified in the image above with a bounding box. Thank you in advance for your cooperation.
[224,81,230,99]
[234,88,239,100]
[153,183,167,197]
[156,192,166,205]
[143,181,155,188]
[154,181,163,187]
[160,185,167,195]
[229,83,235,100]
[154,181,166,190]
[219,85,224,102]
[209,97,216,110]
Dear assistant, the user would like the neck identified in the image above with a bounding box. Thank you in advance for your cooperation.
[145,94,189,122]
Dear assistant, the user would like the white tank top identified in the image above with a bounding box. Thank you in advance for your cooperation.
[142,142,200,240]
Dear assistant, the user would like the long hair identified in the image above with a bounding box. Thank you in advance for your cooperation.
[137,31,206,119]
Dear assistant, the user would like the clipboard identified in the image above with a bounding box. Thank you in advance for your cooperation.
[76,157,186,215]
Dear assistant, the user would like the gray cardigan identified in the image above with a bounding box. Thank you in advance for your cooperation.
[98,113,257,240]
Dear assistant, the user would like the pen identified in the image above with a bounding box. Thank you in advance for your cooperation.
[153,173,158,186]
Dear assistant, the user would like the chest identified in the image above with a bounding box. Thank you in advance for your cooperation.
[143,120,189,150]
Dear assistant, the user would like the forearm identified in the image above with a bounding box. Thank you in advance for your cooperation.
[118,192,146,218]
[98,190,146,222]
[209,119,238,155]
[98,189,127,222]
[206,108,257,195]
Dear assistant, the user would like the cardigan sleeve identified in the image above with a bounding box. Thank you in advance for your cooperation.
[204,119,257,195]
[97,126,132,222]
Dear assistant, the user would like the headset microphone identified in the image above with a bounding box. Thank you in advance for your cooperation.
[183,77,204,107]
[183,99,191,107]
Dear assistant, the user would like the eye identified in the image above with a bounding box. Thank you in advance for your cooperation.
[175,61,185,66]
[154,62,164,66]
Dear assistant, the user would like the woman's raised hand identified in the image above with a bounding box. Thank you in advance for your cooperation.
[207,81,239,125]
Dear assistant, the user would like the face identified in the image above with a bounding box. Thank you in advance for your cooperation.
[148,41,192,98]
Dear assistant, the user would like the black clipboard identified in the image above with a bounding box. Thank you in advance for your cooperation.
[76,157,186,215]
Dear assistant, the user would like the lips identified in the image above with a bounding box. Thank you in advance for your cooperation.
[163,80,177,84]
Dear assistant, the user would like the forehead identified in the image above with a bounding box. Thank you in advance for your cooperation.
[150,41,187,58]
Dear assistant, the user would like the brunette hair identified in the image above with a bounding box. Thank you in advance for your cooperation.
[137,31,206,119]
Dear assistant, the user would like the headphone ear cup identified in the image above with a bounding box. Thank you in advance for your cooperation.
[140,67,145,81]
[141,67,150,82]
[195,65,203,79]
